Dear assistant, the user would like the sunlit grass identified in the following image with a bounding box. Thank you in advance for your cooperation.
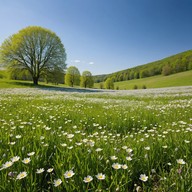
[0,87,191,191]
[94,70,192,90]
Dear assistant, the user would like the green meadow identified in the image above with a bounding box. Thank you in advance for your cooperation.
[94,70,192,90]
[0,87,191,191]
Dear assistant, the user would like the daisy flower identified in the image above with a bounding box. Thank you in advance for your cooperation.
[177,159,186,165]
[64,170,75,178]
[95,173,105,180]
[47,168,54,173]
[11,156,20,162]
[110,156,118,160]
[2,161,13,169]
[121,164,128,169]
[16,171,27,180]
[95,148,103,152]
[36,168,45,174]
[27,152,35,156]
[126,156,132,161]
[22,158,31,164]
[83,175,93,183]
[54,179,62,187]
[139,174,148,182]
[112,163,121,170]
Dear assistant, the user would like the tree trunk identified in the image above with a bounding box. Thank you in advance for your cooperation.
[33,77,39,85]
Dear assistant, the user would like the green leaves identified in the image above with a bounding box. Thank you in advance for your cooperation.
[0,26,67,85]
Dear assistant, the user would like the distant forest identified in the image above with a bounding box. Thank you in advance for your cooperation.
[94,50,192,83]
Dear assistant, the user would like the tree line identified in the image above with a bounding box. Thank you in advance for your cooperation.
[94,50,192,83]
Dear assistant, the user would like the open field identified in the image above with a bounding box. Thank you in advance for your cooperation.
[94,70,192,90]
[0,79,67,89]
[0,87,192,191]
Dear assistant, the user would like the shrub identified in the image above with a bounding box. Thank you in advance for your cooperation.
[142,85,147,89]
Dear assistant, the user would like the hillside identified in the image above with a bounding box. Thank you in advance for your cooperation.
[94,70,192,89]
[94,50,192,83]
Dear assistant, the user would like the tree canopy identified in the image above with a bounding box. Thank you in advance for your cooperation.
[105,77,114,89]
[80,71,94,88]
[0,26,66,85]
[65,66,80,87]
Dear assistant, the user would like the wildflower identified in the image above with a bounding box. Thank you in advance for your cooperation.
[112,163,121,170]
[126,148,133,153]
[110,156,118,160]
[64,170,75,178]
[16,135,22,139]
[47,168,54,173]
[83,175,93,183]
[126,156,132,161]
[121,164,128,169]
[144,146,150,150]
[16,171,27,180]
[67,134,74,139]
[95,173,105,180]
[139,174,148,182]
[9,142,16,145]
[36,168,45,174]
[54,179,62,187]
[22,158,31,164]
[95,148,103,152]
[61,143,67,147]
[27,152,35,156]
[75,142,82,146]
[2,161,13,169]
[11,156,20,162]
[122,146,128,150]
[177,159,186,165]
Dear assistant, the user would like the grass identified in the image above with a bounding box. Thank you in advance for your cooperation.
[0,87,191,191]
[0,78,71,89]
[1,70,191,90]
[94,70,192,89]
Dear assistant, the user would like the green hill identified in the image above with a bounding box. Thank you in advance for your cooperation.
[94,70,192,89]
[94,50,192,83]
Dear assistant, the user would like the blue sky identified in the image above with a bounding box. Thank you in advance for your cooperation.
[0,0,192,75]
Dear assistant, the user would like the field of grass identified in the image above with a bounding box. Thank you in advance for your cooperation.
[94,70,192,90]
[0,87,192,191]
[0,78,70,89]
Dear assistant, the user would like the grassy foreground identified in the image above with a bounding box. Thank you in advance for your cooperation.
[0,87,192,191]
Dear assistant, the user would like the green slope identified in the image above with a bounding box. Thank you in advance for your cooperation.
[94,70,192,89]
[94,50,192,83]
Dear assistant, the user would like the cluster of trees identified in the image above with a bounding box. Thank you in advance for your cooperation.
[94,50,192,83]
[1,26,191,88]
[0,26,94,88]
[65,66,94,88]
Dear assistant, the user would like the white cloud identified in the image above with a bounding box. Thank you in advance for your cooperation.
[74,60,81,63]
[70,59,81,63]
[89,61,94,65]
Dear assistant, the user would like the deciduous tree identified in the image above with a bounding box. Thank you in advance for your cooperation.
[65,66,80,87]
[105,77,114,89]
[80,71,94,88]
[0,26,66,85]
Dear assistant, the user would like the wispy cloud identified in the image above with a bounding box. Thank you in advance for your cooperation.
[70,59,81,63]
[74,60,81,63]
[89,61,94,65]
